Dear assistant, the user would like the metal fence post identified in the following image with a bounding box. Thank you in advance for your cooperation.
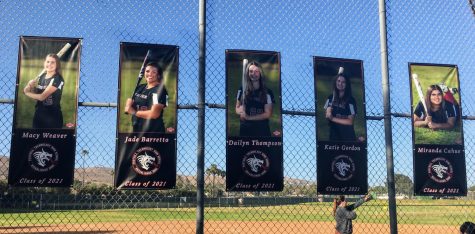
[197,0,207,233]
[378,0,398,233]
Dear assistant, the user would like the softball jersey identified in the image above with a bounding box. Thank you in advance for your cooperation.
[237,87,275,136]
[132,84,168,133]
[414,101,456,123]
[33,73,64,129]
[324,94,357,141]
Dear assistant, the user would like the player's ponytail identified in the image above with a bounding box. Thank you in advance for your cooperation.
[332,195,345,216]
[332,198,338,217]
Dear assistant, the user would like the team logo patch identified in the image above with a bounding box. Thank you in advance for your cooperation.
[28,143,59,172]
[331,155,355,181]
[428,157,453,183]
[242,150,269,178]
[132,147,161,176]
[166,127,175,133]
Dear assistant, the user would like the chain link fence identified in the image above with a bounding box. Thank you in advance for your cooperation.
[386,1,475,233]
[0,0,474,233]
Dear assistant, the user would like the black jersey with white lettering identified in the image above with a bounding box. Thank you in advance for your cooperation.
[236,87,275,136]
[32,73,64,129]
[324,94,357,141]
[35,73,64,108]
[414,101,456,123]
[132,84,168,133]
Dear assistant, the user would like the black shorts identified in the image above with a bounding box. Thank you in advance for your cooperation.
[33,107,63,129]
[133,119,165,133]
[239,120,271,137]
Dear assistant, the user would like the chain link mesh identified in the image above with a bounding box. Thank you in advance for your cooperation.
[386,0,475,233]
[205,0,385,233]
[0,0,473,233]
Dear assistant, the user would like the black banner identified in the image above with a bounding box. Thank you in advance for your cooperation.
[317,141,367,194]
[226,50,283,191]
[9,36,82,187]
[314,57,368,195]
[409,63,466,196]
[115,42,178,189]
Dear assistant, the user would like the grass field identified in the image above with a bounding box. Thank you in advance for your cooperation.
[15,59,79,129]
[1,200,474,226]
[118,61,177,133]
[410,65,462,145]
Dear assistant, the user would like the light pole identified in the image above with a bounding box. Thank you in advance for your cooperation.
[80,149,89,187]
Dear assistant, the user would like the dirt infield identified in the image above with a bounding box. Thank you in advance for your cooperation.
[0,221,459,234]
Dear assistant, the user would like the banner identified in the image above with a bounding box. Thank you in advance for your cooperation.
[9,36,81,187]
[314,57,368,195]
[226,50,283,191]
[409,63,466,196]
[115,42,178,189]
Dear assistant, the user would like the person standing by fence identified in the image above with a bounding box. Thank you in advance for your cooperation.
[332,194,372,234]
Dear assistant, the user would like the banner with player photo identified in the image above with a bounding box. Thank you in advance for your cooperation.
[314,57,368,195]
[409,63,466,196]
[115,42,178,189]
[9,36,82,187]
[226,50,283,191]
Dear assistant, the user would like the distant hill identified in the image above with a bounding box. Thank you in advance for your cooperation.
[75,167,114,184]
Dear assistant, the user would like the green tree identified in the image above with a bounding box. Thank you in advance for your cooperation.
[169,178,196,197]
[205,164,225,197]
[385,174,413,198]
[300,184,318,197]
[370,185,387,194]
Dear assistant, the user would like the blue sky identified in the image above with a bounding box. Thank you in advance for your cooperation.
[0,0,473,187]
